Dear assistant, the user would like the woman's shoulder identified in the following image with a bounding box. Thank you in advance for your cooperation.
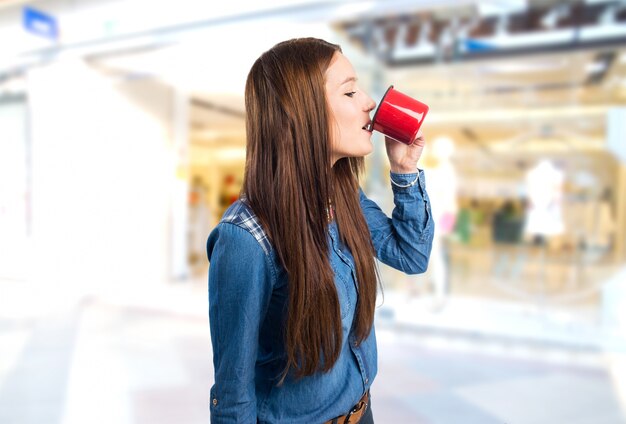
[220,197,252,225]
[206,199,279,284]
[214,197,272,257]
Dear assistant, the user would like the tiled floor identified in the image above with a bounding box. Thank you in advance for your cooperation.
[373,328,625,423]
[1,277,625,424]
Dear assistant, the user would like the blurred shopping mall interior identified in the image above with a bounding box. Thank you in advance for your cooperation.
[1,0,626,423]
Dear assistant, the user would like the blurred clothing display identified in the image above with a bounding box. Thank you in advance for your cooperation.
[492,201,525,245]
[490,201,526,283]
[188,176,212,267]
[584,197,616,251]
[454,206,473,245]
[524,159,565,237]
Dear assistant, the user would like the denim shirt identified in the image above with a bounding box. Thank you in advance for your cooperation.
[206,170,434,424]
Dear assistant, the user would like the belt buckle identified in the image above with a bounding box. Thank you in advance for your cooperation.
[343,399,367,424]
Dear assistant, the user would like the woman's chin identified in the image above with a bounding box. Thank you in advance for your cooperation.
[361,141,374,156]
[333,142,374,162]
[351,146,373,158]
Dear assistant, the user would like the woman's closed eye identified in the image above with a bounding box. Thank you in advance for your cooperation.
[344,91,356,98]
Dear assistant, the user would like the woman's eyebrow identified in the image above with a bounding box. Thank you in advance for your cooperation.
[340,76,358,86]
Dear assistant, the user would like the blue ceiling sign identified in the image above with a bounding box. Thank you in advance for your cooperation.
[23,6,58,40]
[462,38,495,53]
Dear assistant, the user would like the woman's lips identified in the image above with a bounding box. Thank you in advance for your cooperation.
[362,121,373,132]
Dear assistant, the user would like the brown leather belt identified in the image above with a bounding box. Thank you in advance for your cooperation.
[324,390,370,424]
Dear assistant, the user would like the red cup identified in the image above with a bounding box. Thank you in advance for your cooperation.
[368,85,429,145]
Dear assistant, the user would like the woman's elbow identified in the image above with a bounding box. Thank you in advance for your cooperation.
[400,247,432,275]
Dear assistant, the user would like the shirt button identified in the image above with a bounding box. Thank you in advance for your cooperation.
[365,378,369,384]
[212,398,218,406]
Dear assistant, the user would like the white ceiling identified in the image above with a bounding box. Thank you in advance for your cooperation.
[91,12,626,152]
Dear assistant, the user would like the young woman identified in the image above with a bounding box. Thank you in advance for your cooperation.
[206,37,434,424]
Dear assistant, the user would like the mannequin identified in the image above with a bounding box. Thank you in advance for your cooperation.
[523,159,565,292]
[584,187,616,254]
[524,159,565,240]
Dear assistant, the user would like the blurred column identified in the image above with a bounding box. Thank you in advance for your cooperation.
[608,108,626,262]
[27,59,179,300]
[171,89,189,280]
[0,98,28,280]
[603,110,626,416]
[616,164,626,262]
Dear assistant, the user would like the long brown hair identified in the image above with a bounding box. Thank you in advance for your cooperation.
[242,37,380,384]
